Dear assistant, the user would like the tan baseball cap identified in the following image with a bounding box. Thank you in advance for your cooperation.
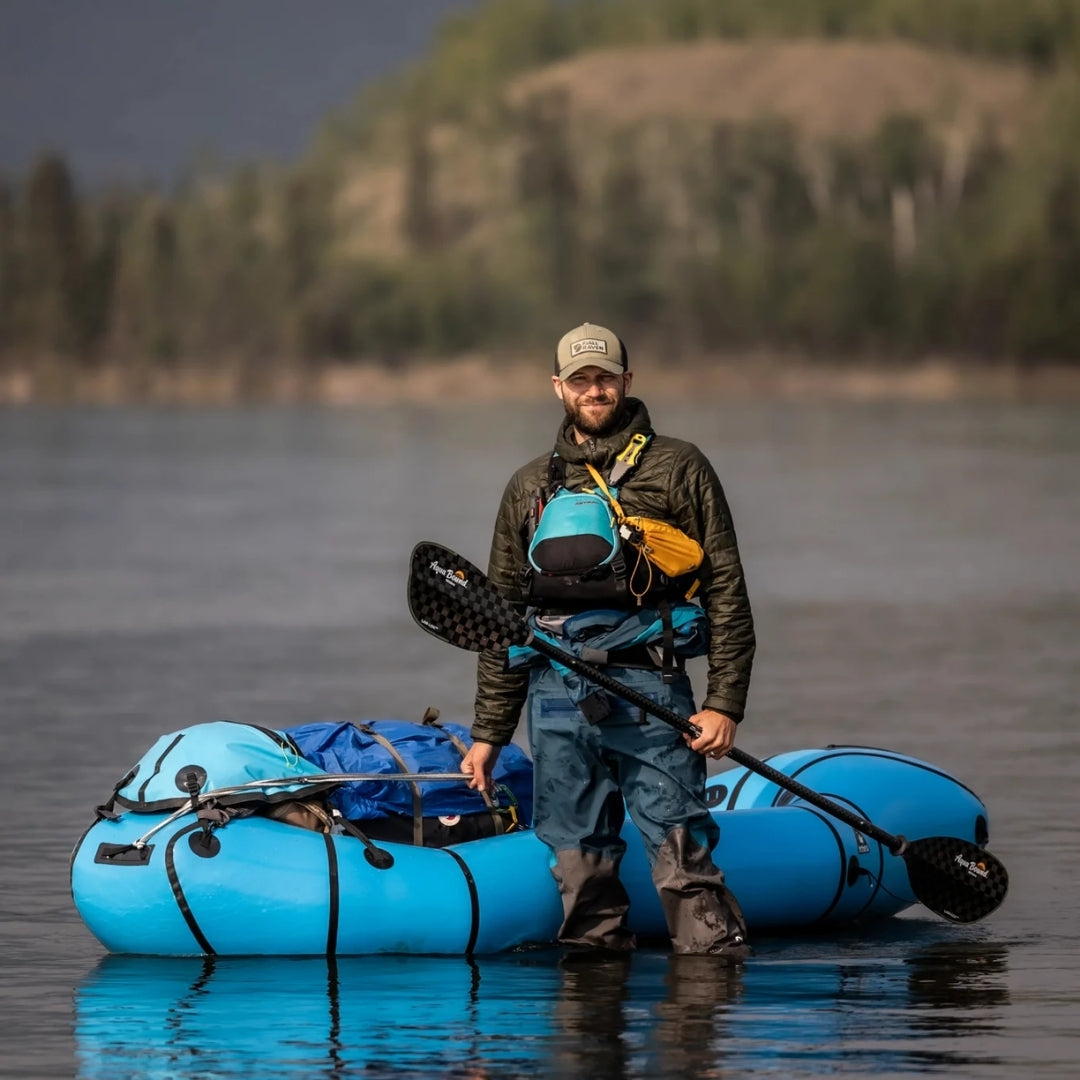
[554,322,628,380]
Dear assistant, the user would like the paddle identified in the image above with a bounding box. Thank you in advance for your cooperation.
[406,540,1008,924]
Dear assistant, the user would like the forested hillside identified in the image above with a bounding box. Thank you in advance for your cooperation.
[4,0,1080,400]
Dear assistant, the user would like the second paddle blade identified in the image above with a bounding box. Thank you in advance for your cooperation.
[407,542,528,653]
[902,836,1009,924]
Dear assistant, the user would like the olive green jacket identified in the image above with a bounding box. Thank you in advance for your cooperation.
[473,397,755,745]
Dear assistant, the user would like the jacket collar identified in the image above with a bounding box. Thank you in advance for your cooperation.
[553,397,653,470]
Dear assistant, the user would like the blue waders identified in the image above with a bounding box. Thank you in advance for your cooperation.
[526,664,747,954]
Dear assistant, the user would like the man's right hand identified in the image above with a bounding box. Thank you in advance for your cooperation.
[461,740,502,793]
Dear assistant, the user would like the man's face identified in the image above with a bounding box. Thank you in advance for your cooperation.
[553,366,632,440]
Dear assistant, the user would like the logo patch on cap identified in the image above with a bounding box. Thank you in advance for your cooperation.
[570,338,608,358]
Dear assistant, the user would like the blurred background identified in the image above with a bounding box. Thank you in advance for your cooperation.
[4,0,1080,403]
[3,6,1079,1076]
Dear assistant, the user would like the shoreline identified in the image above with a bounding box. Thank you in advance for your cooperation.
[2,353,1080,406]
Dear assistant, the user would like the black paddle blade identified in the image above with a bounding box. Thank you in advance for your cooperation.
[407,542,529,653]
[902,836,1009,924]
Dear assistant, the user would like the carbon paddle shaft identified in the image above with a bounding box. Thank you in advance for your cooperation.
[406,541,1008,922]
[524,634,903,851]
[526,631,1007,923]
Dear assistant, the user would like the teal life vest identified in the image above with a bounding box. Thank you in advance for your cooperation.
[524,433,690,607]
[527,483,626,602]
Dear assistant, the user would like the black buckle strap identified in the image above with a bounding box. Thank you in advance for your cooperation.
[658,599,675,683]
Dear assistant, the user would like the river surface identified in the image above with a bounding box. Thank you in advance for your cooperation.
[1,398,1077,1078]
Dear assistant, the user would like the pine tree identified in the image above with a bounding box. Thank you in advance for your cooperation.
[21,154,89,355]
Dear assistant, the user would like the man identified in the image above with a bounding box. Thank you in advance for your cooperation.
[461,322,755,958]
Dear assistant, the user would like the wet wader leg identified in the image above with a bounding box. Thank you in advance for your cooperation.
[528,667,635,952]
[551,823,636,952]
[602,668,750,956]
[650,826,748,955]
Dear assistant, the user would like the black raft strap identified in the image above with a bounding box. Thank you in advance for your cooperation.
[94,766,137,821]
[164,823,216,955]
[357,723,424,847]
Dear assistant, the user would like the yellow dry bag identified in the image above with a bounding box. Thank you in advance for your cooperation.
[584,464,704,601]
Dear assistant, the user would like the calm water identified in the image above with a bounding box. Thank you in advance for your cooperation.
[1,398,1077,1078]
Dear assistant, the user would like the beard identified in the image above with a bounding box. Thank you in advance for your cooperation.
[563,388,627,439]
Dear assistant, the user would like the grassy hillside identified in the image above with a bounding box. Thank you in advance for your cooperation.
[506,39,1040,139]
[333,37,1045,260]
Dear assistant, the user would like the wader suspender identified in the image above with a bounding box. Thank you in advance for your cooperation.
[356,723,425,847]
[656,598,677,685]
[524,453,567,548]
[420,707,509,836]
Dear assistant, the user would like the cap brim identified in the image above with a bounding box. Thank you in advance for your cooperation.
[557,356,626,380]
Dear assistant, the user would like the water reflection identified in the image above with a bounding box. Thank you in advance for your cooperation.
[650,955,745,1079]
[73,940,1009,1079]
[904,942,1012,1029]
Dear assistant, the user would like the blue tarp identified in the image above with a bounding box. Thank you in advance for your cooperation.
[284,719,534,824]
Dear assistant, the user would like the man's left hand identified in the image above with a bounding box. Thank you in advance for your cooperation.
[685,708,738,760]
